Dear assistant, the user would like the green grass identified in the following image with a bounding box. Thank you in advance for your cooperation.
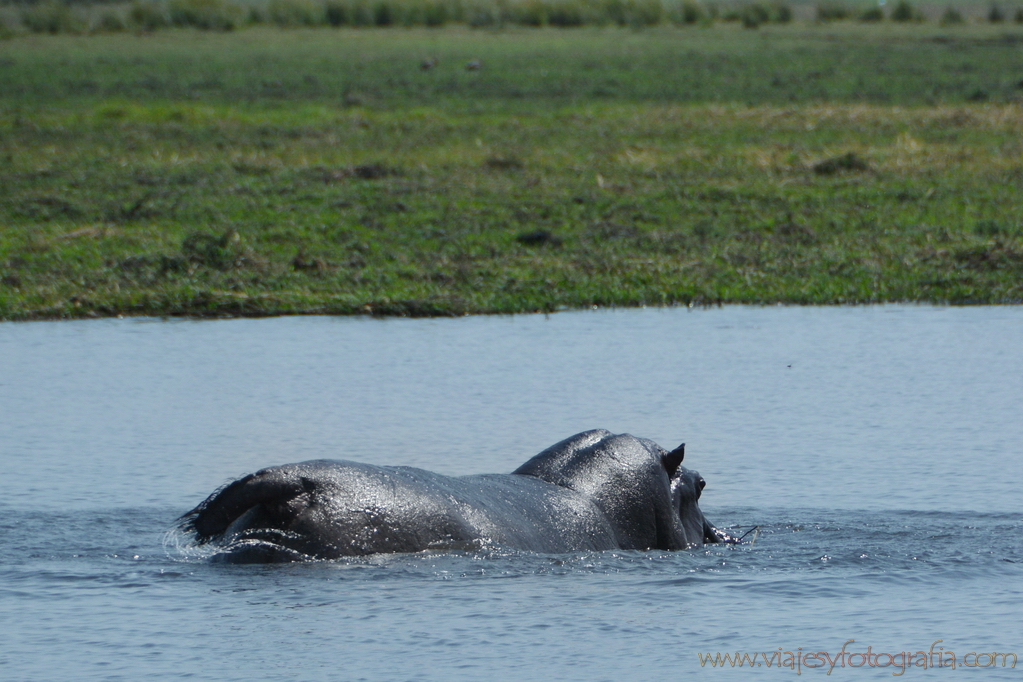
[2,26,1023,319]
[4,25,1023,107]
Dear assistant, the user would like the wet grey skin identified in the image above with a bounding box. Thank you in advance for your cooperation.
[180,429,736,563]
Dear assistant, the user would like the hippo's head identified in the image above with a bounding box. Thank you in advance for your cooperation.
[661,444,735,546]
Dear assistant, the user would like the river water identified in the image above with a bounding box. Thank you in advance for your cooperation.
[1,306,1021,680]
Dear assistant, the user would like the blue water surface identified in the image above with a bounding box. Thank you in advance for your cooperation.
[1,306,1021,680]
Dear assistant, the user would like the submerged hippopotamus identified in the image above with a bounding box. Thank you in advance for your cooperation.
[180,429,735,562]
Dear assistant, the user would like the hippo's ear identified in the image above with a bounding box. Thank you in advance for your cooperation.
[662,443,685,478]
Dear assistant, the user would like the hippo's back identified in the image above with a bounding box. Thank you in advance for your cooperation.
[182,459,619,561]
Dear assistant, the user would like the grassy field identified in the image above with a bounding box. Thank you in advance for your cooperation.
[2,24,1023,318]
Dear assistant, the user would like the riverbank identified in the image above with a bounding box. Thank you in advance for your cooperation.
[2,26,1021,318]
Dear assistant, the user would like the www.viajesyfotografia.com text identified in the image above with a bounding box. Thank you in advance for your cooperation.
[697,640,1016,675]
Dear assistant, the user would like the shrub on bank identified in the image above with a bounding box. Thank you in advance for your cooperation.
[546,1,587,26]
[667,0,705,24]
[426,0,458,24]
[506,0,545,25]
[267,0,324,26]
[129,0,171,30]
[322,0,374,25]
[739,2,769,27]
[317,0,461,26]
[858,5,883,21]
[719,1,790,25]
[169,0,244,29]
[889,0,921,21]
[815,1,850,21]
[21,1,84,34]
[622,0,665,26]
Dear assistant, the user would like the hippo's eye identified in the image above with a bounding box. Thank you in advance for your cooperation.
[698,478,706,491]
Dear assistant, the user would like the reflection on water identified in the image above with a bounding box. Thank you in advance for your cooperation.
[1,306,1021,680]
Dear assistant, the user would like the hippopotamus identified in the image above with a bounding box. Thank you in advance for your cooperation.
[179,429,735,562]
